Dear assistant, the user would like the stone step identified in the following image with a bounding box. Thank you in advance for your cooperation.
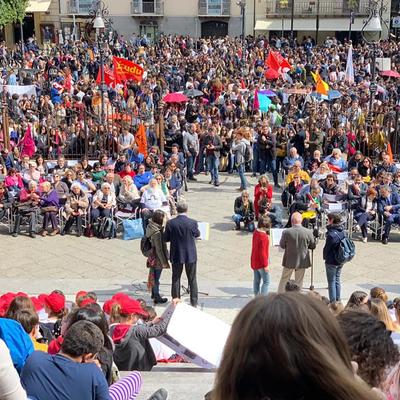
[120,364,215,400]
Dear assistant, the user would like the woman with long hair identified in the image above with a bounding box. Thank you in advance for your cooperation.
[345,290,369,311]
[369,299,400,332]
[212,293,379,400]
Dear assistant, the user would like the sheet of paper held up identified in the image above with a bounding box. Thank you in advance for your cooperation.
[158,303,231,369]
[197,222,210,240]
[271,228,284,247]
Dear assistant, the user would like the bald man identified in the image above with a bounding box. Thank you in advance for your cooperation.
[278,212,316,292]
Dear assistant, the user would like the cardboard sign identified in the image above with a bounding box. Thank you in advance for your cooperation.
[158,303,231,369]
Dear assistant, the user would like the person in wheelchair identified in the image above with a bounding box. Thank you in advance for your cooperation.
[12,180,41,238]
[287,186,323,228]
[377,185,400,245]
[0,182,13,220]
[347,174,368,208]
[90,183,116,223]
[353,188,378,243]
[285,161,310,185]
[232,190,255,232]
[118,175,141,210]
[39,181,60,237]
[320,174,339,195]
[287,175,307,198]
[164,166,182,201]
[61,183,89,237]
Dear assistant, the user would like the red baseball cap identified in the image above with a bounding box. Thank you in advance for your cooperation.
[80,298,96,308]
[102,293,129,315]
[30,297,44,311]
[43,292,65,313]
[120,297,148,317]
[75,291,88,302]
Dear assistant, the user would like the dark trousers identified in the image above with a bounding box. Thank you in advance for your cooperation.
[43,211,58,230]
[171,262,198,307]
[90,207,111,222]
[63,215,83,235]
[354,211,375,238]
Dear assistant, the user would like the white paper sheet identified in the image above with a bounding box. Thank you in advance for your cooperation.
[198,222,210,240]
[271,228,284,247]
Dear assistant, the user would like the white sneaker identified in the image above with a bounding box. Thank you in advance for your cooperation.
[362,237,367,243]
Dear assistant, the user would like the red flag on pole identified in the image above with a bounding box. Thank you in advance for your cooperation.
[113,57,144,82]
[273,51,292,70]
[96,65,116,86]
[265,51,280,71]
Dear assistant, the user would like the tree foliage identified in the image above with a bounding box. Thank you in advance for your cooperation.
[0,0,29,26]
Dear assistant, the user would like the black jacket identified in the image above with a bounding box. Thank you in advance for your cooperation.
[164,214,200,264]
[323,224,345,266]
[234,197,254,220]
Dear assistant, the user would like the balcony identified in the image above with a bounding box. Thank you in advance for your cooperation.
[265,0,369,17]
[131,0,164,15]
[68,0,93,14]
[198,0,230,17]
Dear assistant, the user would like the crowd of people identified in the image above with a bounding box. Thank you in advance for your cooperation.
[0,24,400,400]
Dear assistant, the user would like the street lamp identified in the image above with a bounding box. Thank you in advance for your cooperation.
[237,1,246,65]
[88,0,112,125]
[361,0,384,155]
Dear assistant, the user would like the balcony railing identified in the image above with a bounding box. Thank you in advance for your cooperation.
[198,0,230,16]
[68,0,93,14]
[131,0,164,15]
[265,0,369,17]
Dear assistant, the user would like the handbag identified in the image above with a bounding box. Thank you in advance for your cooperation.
[122,218,144,240]
[41,206,58,213]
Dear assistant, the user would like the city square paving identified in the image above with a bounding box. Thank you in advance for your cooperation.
[1,172,400,399]
[1,172,400,323]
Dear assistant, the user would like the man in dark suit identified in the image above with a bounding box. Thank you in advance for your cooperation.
[377,185,400,244]
[278,212,316,292]
[164,200,200,307]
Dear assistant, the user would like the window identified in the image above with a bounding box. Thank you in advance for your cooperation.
[207,0,222,15]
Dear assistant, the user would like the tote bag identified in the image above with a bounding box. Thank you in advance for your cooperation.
[122,218,144,240]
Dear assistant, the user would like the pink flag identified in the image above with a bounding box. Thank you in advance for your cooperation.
[253,90,260,110]
[19,125,36,158]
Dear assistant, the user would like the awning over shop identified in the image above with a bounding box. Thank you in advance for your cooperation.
[26,0,51,12]
[254,20,274,31]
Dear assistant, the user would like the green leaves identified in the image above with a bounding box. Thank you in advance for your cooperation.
[0,0,29,26]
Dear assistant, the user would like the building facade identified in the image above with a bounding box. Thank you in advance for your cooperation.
[254,0,391,43]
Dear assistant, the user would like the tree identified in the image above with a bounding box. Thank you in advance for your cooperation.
[0,0,29,27]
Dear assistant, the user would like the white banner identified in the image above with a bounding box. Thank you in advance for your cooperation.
[0,85,37,98]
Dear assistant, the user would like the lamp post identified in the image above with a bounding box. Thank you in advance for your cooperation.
[88,0,111,125]
[290,0,295,44]
[348,10,354,42]
[237,1,246,65]
[361,0,383,156]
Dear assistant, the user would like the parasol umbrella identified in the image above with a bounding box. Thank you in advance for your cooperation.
[259,89,277,97]
[264,69,280,81]
[163,92,189,103]
[184,88,204,97]
[380,70,400,78]
[328,90,342,100]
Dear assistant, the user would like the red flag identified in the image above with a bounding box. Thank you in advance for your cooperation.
[265,51,280,71]
[135,123,148,157]
[240,79,246,90]
[253,90,260,110]
[265,69,280,80]
[113,57,144,82]
[273,51,292,70]
[96,65,116,86]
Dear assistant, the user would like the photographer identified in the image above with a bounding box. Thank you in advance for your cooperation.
[232,190,255,232]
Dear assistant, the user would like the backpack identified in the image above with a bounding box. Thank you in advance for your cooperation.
[244,143,253,163]
[95,217,116,239]
[140,236,153,257]
[333,231,355,265]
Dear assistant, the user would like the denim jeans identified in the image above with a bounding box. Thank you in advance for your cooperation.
[252,143,260,174]
[206,155,219,184]
[253,269,270,296]
[266,157,278,185]
[152,268,162,298]
[325,263,343,302]
[232,214,255,231]
[186,154,195,178]
[237,163,248,189]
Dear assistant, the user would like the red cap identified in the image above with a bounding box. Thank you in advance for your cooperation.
[43,292,65,313]
[30,297,44,311]
[80,298,96,308]
[16,292,28,298]
[119,297,148,317]
[75,291,88,302]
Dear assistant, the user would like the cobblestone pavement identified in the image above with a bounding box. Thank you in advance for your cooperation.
[1,172,400,325]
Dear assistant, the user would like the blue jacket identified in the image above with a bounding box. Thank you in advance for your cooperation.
[377,193,400,215]
[323,224,345,266]
[134,172,153,190]
[0,318,34,374]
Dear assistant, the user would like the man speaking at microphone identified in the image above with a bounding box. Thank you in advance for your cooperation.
[277,212,316,293]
